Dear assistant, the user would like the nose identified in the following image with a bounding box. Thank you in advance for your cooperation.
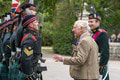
[36,22,38,26]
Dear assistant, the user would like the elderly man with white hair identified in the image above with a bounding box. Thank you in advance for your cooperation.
[53,20,99,80]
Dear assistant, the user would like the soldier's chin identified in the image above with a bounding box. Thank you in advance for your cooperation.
[89,26,93,29]
[89,27,92,29]
[92,26,97,30]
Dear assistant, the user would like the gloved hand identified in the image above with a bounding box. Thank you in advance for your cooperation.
[99,65,106,75]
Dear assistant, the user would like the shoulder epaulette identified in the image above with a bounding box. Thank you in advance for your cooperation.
[98,29,103,32]
[93,28,107,40]
[98,29,107,33]
[21,33,37,43]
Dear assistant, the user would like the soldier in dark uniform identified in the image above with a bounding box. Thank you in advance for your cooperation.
[10,16,19,54]
[10,2,36,55]
[0,19,13,80]
[15,2,37,50]
[2,19,13,66]
[20,15,42,80]
[8,3,38,80]
[88,13,109,80]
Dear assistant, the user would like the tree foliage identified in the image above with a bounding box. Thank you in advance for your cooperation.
[0,0,11,16]
[52,0,76,55]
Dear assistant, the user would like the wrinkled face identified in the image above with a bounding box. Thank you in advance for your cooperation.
[88,19,99,30]
[72,24,83,38]
[29,20,39,31]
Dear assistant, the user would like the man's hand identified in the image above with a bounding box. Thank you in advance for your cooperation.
[99,65,106,75]
[53,54,64,62]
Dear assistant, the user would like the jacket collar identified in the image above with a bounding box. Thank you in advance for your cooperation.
[75,32,90,46]
[24,29,38,36]
[78,32,90,42]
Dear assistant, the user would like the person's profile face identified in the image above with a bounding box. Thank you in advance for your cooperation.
[72,24,81,38]
[32,20,39,30]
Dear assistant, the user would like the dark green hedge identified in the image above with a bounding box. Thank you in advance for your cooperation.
[52,0,75,55]
[42,21,53,46]
[52,25,73,55]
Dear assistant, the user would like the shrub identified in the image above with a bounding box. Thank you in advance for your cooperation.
[52,0,75,55]
[42,21,53,46]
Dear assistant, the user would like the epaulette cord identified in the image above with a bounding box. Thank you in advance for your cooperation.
[92,29,97,33]
[98,29,103,32]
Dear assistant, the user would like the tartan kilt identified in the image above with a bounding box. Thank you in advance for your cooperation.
[8,62,26,80]
[0,63,8,80]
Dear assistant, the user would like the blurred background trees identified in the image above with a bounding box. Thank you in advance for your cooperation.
[0,0,120,55]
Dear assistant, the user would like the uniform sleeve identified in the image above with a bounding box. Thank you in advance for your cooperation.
[63,40,90,65]
[4,39,11,66]
[96,32,109,66]
[10,32,16,52]
[34,37,42,57]
[21,38,35,75]
[15,26,23,48]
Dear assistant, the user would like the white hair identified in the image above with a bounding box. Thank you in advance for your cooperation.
[74,20,90,31]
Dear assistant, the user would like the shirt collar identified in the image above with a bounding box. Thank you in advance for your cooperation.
[79,32,89,40]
